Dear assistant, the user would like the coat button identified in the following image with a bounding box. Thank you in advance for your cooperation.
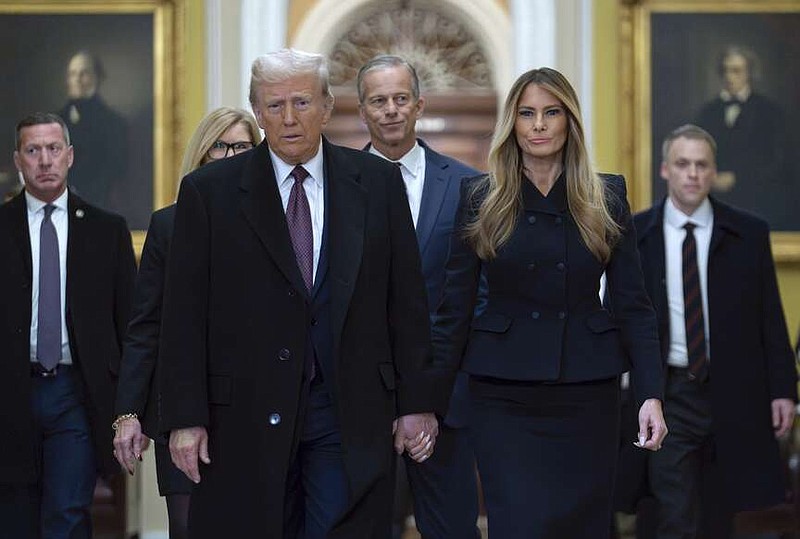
[558,311,566,320]
[268,413,281,425]
[527,215,537,224]
[555,216,563,225]
[310,317,318,326]
[527,262,536,271]
[556,262,566,271]
[278,348,291,360]
[531,311,540,319]
[288,288,296,297]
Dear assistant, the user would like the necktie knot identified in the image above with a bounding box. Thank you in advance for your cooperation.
[291,165,309,184]
[683,222,696,234]
[43,204,56,220]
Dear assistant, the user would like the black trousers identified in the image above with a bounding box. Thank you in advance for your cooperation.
[648,367,733,539]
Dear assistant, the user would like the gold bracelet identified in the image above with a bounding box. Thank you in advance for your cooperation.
[112,413,138,431]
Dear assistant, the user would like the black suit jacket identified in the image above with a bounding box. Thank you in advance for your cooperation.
[114,204,175,436]
[432,174,663,403]
[0,190,136,482]
[157,138,435,538]
[627,197,797,511]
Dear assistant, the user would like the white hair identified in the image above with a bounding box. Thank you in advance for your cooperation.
[249,48,332,105]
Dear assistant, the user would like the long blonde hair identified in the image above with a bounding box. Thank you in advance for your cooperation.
[465,68,620,263]
[179,107,261,178]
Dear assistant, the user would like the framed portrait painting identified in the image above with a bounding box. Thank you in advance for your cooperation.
[0,0,184,248]
[623,0,800,261]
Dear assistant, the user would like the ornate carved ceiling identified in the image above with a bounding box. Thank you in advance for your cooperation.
[328,3,493,92]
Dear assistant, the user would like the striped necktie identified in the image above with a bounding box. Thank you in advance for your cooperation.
[682,223,708,382]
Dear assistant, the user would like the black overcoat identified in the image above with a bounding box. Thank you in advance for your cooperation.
[158,138,436,538]
[0,191,135,482]
[628,197,797,511]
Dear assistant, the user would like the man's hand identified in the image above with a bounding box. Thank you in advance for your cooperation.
[772,398,795,438]
[112,416,150,475]
[169,426,210,483]
[393,413,438,463]
[637,398,668,451]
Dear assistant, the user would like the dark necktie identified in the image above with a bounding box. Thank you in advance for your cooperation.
[37,204,62,370]
[682,223,708,382]
[286,165,313,292]
[286,165,317,382]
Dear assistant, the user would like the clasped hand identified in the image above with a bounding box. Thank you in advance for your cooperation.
[393,413,438,463]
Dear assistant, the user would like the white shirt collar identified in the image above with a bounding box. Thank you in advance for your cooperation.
[665,196,713,230]
[269,141,325,189]
[25,188,68,214]
[370,141,423,178]
[720,86,751,103]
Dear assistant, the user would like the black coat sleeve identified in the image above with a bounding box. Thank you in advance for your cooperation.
[158,180,211,432]
[604,175,664,404]
[114,209,171,435]
[429,176,485,411]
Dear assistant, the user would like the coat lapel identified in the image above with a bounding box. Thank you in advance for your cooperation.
[708,197,741,257]
[325,140,367,346]
[66,192,91,328]
[239,142,309,298]
[8,193,32,279]
[415,142,449,255]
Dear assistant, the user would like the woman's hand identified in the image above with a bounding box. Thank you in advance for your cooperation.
[113,416,150,474]
[636,398,668,451]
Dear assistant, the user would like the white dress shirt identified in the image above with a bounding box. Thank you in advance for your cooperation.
[664,197,713,367]
[26,189,72,364]
[370,142,426,228]
[270,143,325,284]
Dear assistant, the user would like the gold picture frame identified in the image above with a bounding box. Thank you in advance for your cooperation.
[620,0,800,261]
[0,0,185,254]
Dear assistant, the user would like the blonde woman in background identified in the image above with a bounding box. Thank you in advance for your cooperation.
[430,68,667,538]
[112,107,260,539]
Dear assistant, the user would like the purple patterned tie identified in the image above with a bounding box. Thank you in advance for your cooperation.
[286,165,313,292]
[37,204,62,370]
[286,166,317,381]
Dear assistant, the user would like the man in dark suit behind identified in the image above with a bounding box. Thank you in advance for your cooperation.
[629,124,797,538]
[0,112,136,538]
[158,49,441,539]
[357,54,482,539]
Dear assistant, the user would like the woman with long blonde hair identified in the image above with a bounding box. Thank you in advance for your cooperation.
[431,68,666,538]
[111,107,260,539]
